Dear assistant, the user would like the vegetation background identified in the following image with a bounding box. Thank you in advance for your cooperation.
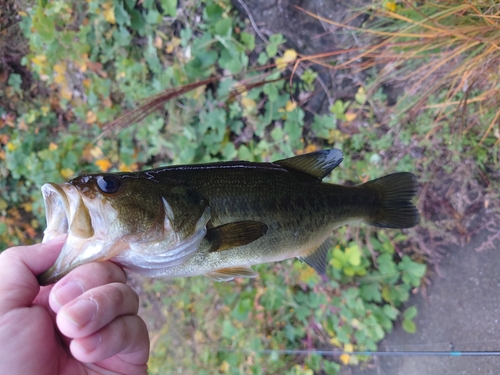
[0,0,499,373]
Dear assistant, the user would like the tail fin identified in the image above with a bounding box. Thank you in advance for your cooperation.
[363,172,419,229]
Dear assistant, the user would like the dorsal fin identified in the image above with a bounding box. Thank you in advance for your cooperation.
[274,149,343,180]
[206,266,258,281]
[206,221,268,252]
[297,238,332,275]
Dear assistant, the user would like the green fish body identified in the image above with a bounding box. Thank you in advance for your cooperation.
[38,149,419,285]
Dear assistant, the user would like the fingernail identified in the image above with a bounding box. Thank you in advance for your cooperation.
[74,333,102,353]
[63,299,98,327]
[53,280,85,308]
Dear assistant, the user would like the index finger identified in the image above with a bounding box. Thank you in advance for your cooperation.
[0,237,66,314]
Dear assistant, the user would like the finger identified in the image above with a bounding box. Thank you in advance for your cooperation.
[57,282,139,339]
[70,314,149,371]
[0,237,65,314]
[49,261,127,313]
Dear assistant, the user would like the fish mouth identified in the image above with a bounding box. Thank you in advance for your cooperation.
[39,183,104,285]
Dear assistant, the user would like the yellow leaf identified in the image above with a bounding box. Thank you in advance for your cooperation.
[6,142,17,151]
[95,159,112,172]
[385,1,397,12]
[60,168,75,180]
[41,106,50,116]
[344,343,353,353]
[154,36,163,49]
[21,202,33,212]
[61,86,73,100]
[345,112,357,122]
[329,336,341,347]
[241,97,256,111]
[285,100,297,112]
[219,361,230,373]
[54,63,66,75]
[275,49,297,70]
[118,162,137,172]
[86,111,97,124]
[340,353,350,365]
[49,142,58,151]
[18,10,28,17]
[102,3,116,24]
[31,55,47,67]
[298,264,318,284]
[166,37,181,53]
[90,146,104,159]
[304,144,318,153]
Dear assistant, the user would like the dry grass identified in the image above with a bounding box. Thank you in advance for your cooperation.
[297,1,500,146]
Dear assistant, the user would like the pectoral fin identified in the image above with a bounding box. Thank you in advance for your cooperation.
[297,238,332,275]
[206,266,258,282]
[206,221,268,252]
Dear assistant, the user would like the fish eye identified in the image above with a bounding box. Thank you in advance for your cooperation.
[96,175,121,194]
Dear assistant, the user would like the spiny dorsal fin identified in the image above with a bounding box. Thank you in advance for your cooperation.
[206,266,258,282]
[274,149,343,180]
[297,238,332,275]
[207,221,268,252]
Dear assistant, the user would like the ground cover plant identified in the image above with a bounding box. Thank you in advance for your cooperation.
[9,0,500,373]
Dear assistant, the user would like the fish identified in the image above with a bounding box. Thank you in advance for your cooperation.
[38,149,419,285]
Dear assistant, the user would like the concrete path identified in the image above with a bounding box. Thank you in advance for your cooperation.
[340,230,500,375]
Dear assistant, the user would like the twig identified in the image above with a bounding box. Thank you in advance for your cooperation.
[236,0,268,43]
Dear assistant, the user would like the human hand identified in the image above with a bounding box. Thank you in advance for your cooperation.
[0,237,149,375]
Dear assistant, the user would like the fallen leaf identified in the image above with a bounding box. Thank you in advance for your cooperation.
[241,97,256,111]
[60,168,75,180]
[285,100,297,112]
[345,112,357,122]
[86,111,97,124]
[49,142,58,151]
[275,49,298,70]
[339,353,350,365]
[95,159,112,172]
[102,3,116,24]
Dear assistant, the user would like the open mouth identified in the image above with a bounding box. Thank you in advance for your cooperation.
[39,183,97,285]
[41,183,71,243]
[42,183,95,242]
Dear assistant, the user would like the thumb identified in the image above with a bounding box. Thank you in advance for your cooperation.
[0,237,65,314]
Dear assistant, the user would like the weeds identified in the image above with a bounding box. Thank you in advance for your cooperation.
[0,0,434,373]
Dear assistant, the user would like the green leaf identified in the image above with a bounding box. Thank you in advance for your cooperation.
[218,49,242,74]
[378,253,397,276]
[403,306,417,320]
[33,8,55,42]
[161,0,178,17]
[231,297,252,321]
[382,304,398,320]
[360,283,381,302]
[402,319,416,334]
[346,243,361,266]
[398,256,426,287]
[214,18,232,36]
[128,8,146,35]
[240,31,255,50]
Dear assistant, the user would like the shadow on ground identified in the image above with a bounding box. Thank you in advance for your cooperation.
[340,228,500,375]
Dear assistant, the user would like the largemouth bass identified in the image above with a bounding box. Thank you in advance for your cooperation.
[38,149,419,285]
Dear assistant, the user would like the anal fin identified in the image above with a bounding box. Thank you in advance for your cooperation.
[297,238,331,276]
[206,266,258,282]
